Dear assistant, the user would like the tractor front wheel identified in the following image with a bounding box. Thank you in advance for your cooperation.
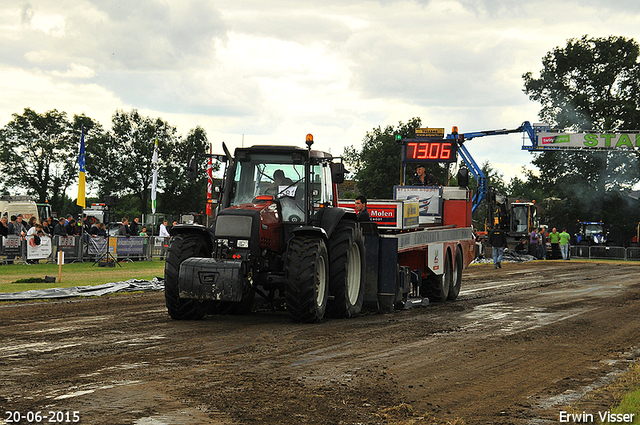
[164,233,209,320]
[285,236,329,323]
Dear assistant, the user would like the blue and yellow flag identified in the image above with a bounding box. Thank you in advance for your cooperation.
[77,126,86,209]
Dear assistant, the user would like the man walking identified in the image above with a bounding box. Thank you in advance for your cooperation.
[488,225,508,269]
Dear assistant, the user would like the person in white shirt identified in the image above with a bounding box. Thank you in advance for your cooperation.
[159,220,170,237]
[158,219,170,260]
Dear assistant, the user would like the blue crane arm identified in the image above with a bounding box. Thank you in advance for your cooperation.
[456,143,485,213]
[446,121,539,212]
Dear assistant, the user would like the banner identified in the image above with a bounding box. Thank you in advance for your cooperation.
[207,144,213,216]
[115,236,144,255]
[77,126,86,208]
[27,235,52,260]
[88,237,108,255]
[394,186,442,216]
[538,132,640,150]
[151,138,158,214]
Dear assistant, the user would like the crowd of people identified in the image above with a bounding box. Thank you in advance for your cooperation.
[488,225,573,268]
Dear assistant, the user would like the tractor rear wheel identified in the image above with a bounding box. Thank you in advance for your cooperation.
[421,250,452,302]
[285,236,329,323]
[447,246,463,300]
[164,233,209,320]
[327,221,365,318]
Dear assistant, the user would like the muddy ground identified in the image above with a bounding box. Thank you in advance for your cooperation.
[1,260,640,425]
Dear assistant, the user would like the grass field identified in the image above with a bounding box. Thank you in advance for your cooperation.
[0,260,165,293]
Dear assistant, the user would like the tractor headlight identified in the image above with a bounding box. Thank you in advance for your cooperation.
[237,239,249,248]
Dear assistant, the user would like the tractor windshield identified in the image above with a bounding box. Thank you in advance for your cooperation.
[585,224,604,236]
[510,205,529,233]
[230,154,307,222]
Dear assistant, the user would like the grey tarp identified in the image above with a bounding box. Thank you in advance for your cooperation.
[0,277,165,301]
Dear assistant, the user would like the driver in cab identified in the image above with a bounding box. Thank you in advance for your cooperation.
[268,169,293,193]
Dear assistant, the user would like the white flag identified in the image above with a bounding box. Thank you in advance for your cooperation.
[151,138,158,214]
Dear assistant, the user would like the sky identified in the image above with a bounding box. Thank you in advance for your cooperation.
[2,0,640,189]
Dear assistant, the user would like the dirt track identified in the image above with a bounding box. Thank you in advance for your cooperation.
[1,260,640,425]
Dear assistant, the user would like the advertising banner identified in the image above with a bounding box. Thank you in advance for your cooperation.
[116,236,144,255]
[538,132,640,150]
[394,186,442,216]
[26,235,52,260]
[88,237,108,255]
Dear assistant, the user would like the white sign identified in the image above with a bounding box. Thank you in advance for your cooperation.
[394,186,442,216]
[27,235,52,260]
[277,185,297,198]
[538,132,640,150]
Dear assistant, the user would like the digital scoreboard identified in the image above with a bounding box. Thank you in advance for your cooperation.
[402,139,458,163]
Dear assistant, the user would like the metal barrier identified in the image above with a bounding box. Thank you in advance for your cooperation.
[570,245,640,261]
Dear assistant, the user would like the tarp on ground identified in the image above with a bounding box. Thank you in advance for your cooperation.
[0,277,164,301]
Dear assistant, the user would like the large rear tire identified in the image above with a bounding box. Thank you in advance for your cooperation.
[164,233,209,320]
[447,246,463,301]
[285,236,329,323]
[327,221,366,318]
[421,249,452,302]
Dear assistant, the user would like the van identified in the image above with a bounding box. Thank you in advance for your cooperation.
[0,195,39,221]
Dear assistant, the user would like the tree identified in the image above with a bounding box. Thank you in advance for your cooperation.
[523,35,640,239]
[86,109,180,216]
[160,126,218,215]
[343,118,447,199]
[0,108,77,213]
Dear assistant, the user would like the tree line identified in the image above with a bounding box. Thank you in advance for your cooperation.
[344,35,640,244]
[0,108,217,222]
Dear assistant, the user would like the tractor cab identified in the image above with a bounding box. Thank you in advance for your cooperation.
[225,146,339,225]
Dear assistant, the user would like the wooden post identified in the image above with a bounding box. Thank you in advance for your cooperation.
[58,251,63,283]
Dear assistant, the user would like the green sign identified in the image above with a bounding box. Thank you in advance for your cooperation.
[538,133,640,149]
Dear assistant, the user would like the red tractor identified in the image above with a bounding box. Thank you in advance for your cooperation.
[165,136,365,323]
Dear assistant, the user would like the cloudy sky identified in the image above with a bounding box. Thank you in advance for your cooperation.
[2,0,640,186]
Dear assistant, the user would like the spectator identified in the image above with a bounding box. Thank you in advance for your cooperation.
[538,227,547,260]
[488,225,507,269]
[159,219,170,260]
[130,217,140,236]
[65,218,77,236]
[530,228,540,259]
[354,195,370,222]
[82,214,91,234]
[548,227,560,260]
[559,228,571,260]
[159,219,170,238]
[42,217,53,237]
[118,217,131,237]
[140,226,149,259]
[53,217,67,237]
[97,222,108,238]
[27,216,37,231]
[12,215,27,237]
[412,164,438,186]
[26,223,43,264]
[89,221,100,237]
[0,215,8,238]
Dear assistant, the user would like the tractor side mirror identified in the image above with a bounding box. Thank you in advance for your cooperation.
[187,157,198,180]
[332,162,346,184]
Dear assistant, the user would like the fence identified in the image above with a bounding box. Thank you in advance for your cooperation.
[0,235,171,264]
[570,245,640,261]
